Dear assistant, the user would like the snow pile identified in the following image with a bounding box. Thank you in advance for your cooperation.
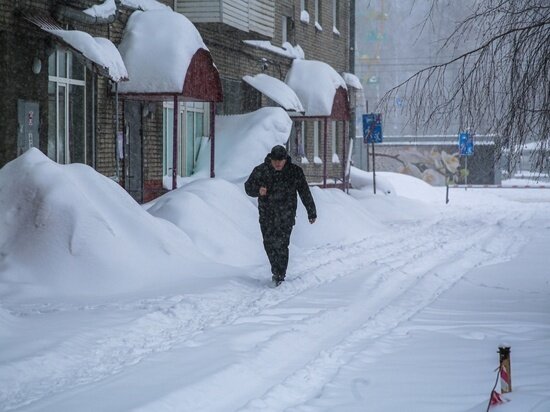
[147,179,264,267]
[285,59,347,116]
[192,107,292,182]
[121,0,170,11]
[342,72,363,89]
[118,10,206,94]
[350,166,442,203]
[46,29,127,82]
[83,0,117,18]
[83,0,170,18]
[243,74,304,112]
[0,149,214,303]
[243,40,305,59]
[293,187,383,248]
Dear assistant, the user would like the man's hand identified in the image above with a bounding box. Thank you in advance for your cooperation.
[309,218,316,224]
[259,187,268,196]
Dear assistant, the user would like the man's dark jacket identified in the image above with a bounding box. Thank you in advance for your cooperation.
[245,154,317,226]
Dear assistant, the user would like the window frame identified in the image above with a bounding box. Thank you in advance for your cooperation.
[48,48,87,164]
[163,101,210,177]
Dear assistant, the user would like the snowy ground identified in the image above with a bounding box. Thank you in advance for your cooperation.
[1,154,549,411]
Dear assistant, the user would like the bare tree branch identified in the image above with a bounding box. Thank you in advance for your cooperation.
[379,0,550,176]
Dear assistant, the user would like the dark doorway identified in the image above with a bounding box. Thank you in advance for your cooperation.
[124,101,143,203]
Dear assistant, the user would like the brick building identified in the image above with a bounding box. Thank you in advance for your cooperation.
[1,0,356,203]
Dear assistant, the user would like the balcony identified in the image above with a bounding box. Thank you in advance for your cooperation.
[175,0,274,39]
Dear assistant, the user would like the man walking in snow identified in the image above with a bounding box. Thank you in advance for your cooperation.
[245,145,317,286]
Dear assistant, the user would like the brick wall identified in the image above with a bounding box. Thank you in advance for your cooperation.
[196,0,351,185]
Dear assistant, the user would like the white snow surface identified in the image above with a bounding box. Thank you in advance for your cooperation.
[1,149,550,412]
[190,107,292,182]
[243,74,304,112]
[46,29,127,82]
[342,72,363,89]
[118,10,207,94]
[83,0,117,18]
[120,0,170,11]
[243,40,305,59]
[83,0,169,18]
[285,59,347,116]
[0,149,216,303]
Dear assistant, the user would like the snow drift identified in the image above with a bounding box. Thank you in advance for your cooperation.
[192,107,292,182]
[147,179,264,267]
[0,149,216,303]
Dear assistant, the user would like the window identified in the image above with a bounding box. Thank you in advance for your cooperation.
[333,0,340,33]
[300,0,308,12]
[315,0,323,30]
[48,48,87,164]
[163,101,209,177]
[282,16,293,44]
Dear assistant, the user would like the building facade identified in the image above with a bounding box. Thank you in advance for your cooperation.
[1,0,354,203]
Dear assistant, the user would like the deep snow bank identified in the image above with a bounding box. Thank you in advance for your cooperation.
[293,187,383,248]
[147,179,265,266]
[188,107,292,182]
[0,149,215,303]
[350,166,443,203]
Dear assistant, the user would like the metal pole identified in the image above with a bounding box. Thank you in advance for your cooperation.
[323,118,328,188]
[91,72,96,169]
[342,120,347,191]
[210,102,215,178]
[115,82,120,182]
[499,346,512,393]
[172,95,178,190]
[465,156,468,190]
[372,141,376,194]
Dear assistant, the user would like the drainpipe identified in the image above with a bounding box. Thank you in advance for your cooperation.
[323,118,328,188]
[92,71,96,169]
[349,0,356,162]
[172,95,178,190]
[342,120,347,190]
[54,1,120,25]
[115,82,120,181]
[210,103,216,178]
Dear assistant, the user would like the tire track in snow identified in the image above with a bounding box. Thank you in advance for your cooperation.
[123,210,525,411]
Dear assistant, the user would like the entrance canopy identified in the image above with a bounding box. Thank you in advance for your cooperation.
[285,59,350,120]
[243,73,304,113]
[117,9,222,102]
[24,12,128,82]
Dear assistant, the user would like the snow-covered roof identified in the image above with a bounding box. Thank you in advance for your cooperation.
[118,10,208,94]
[120,0,170,11]
[83,0,117,18]
[83,0,170,18]
[285,59,348,117]
[243,74,304,112]
[46,29,128,82]
[243,41,304,59]
[342,72,363,89]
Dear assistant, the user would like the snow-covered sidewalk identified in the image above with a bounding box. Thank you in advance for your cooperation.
[2,181,549,411]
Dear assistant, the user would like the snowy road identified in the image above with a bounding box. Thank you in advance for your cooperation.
[1,189,549,411]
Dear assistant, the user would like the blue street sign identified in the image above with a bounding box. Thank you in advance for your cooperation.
[458,131,474,156]
[363,113,383,143]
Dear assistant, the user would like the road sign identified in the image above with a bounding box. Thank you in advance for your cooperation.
[458,131,474,156]
[363,113,383,144]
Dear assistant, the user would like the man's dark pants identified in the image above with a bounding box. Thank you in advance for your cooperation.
[260,222,293,281]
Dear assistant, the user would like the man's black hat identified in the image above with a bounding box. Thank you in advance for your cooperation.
[270,145,287,160]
